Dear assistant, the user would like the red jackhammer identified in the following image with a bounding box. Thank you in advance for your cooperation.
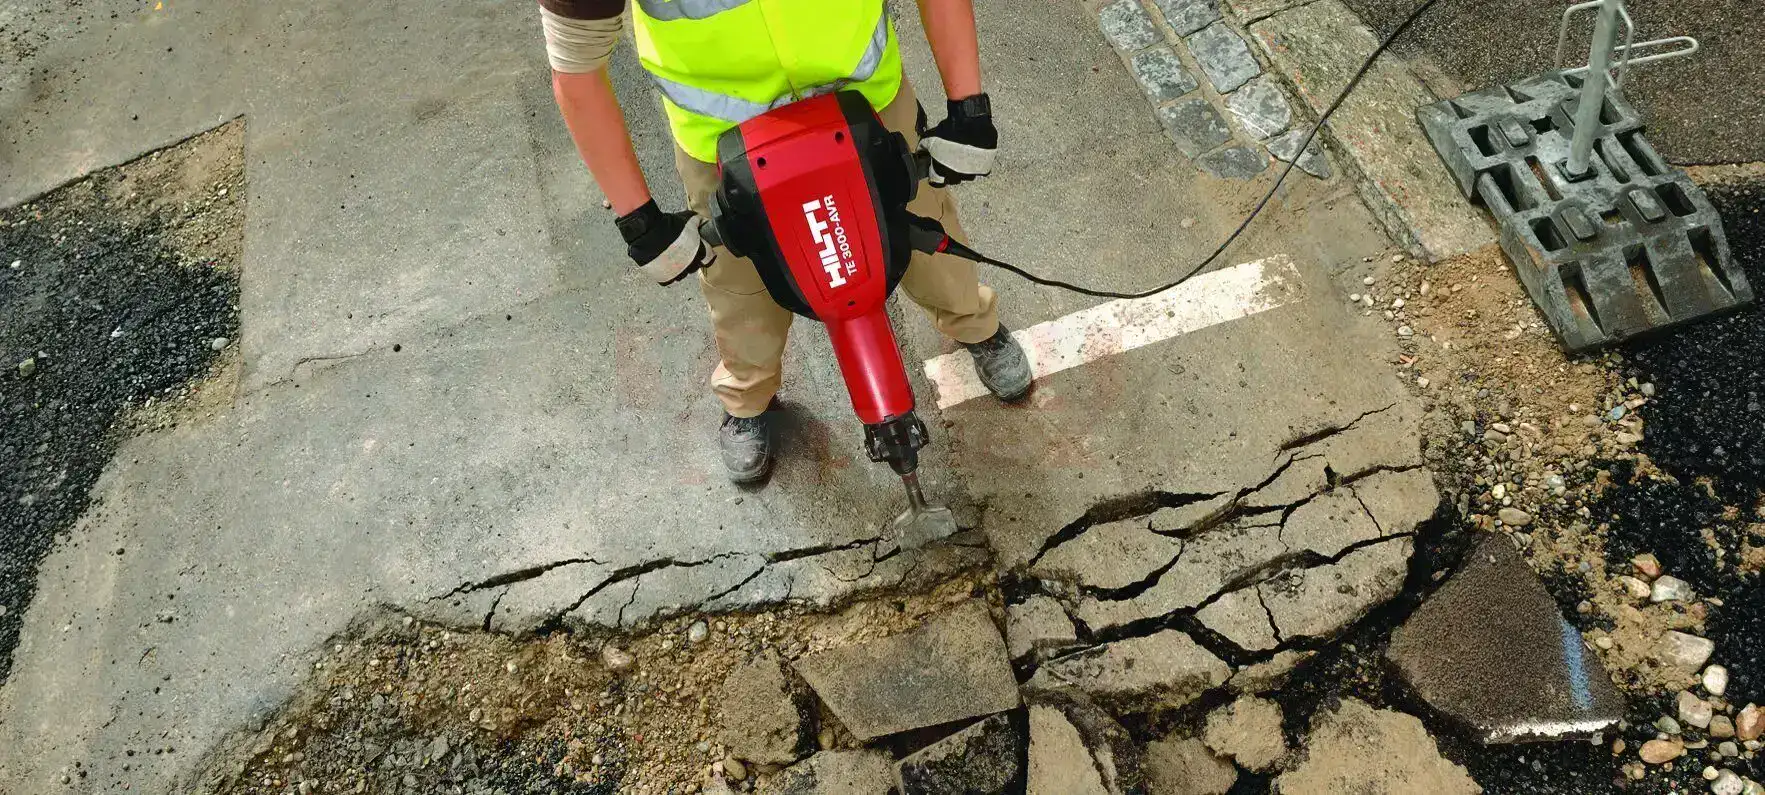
[698,90,981,544]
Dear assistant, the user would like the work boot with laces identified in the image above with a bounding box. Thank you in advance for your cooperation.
[962,324,1032,402]
[720,408,776,484]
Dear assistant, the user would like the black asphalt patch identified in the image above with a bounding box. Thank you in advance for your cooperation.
[0,127,242,684]
[1344,0,1765,165]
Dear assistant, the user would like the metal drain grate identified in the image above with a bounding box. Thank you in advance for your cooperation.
[1419,71,1753,352]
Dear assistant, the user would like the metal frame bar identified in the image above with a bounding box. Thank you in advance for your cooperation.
[1553,0,1700,177]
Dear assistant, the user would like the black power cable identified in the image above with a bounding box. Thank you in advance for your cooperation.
[957,0,1445,300]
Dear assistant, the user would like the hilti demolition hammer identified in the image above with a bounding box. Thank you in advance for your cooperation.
[697,90,984,545]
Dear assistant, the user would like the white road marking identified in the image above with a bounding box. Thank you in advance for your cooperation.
[924,255,1304,409]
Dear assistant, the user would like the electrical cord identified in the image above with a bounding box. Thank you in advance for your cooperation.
[958,0,1444,300]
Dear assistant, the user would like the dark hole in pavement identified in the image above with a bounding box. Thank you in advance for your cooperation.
[0,121,243,684]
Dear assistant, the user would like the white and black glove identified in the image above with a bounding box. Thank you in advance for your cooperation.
[615,200,715,285]
[920,94,998,187]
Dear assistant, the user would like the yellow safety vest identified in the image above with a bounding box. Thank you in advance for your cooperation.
[631,0,904,163]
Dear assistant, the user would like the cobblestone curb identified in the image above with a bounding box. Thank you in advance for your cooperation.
[1088,0,1332,182]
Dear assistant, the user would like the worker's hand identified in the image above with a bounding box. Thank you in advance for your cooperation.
[920,94,997,187]
[615,200,715,285]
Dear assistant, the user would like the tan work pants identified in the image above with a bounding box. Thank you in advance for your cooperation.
[677,79,1001,418]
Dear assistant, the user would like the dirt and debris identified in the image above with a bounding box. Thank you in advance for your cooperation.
[0,118,243,684]
[192,576,994,793]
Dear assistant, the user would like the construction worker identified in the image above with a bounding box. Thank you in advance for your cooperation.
[541,0,1031,483]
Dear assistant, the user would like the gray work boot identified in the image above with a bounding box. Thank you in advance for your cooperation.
[720,409,775,484]
[962,324,1032,402]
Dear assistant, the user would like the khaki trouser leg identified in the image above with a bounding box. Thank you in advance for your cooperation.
[678,78,1002,417]
[679,145,793,419]
[883,80,1001,345]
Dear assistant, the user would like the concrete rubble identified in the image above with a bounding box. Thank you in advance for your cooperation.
[1025,692,1146,795]
[791,601,1019,741]
[1027,629,1231,713]
[1388,534,1626,743]
[1202,695,1288,772]
[1005,596,1081,662]
[1143,736,1238,795]
[716,653,815,765]
[758,750,895,795]
[894,713,1022,794]
[1276,699,1482,795]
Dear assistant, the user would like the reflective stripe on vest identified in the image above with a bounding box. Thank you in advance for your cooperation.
[634,0,752,22]
[644,10,891,124]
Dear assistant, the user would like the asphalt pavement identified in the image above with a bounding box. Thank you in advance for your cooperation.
[1344,0,1764,166]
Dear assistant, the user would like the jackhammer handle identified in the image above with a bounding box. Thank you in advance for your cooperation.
[698,215,723,250]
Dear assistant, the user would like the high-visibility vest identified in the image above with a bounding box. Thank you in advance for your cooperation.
[631,0,904,163]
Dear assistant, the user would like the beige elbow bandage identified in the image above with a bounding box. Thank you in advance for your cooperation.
[541,7,623,74]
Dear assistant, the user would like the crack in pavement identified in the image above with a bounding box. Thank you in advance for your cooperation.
[1255,587,1284,646]
[1275,402,1399,454]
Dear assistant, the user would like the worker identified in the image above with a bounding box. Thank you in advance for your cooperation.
[540,0,1031,483]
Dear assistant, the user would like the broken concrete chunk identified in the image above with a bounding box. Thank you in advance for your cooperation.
[1349,467,1439,536]
[1031,516,1183,591]
[1388,533,1625,743]
[1143,736,1237,795]
[1228,649,1313,694]
[896,713,1022,795]
[1196,587,1279,651]
[1027,691,1147,794]
[1276,699,1480,795]
[792,601,1019,740]
[1280,487,1384,558]
[718,653,814,765]
[1203,695,1287,772]
[1027,628,1230,713]
[759,749,896,795]
[1007,595,1080,661]
[1028,705,1111,795]
[1260,536,1411,640]
[1075,522,1285,633]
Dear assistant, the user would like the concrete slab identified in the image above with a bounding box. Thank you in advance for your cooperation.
[1259,535,1412,640]
[1250,0,1496,261]
[1,0,1422,791]
[1387,533,1626,743]
[791,602,1018,741]
[1026,629,1230,712]
[895,713,1022,794]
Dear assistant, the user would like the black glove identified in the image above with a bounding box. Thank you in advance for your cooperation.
[615,200,715,285]
[920,94,998,187]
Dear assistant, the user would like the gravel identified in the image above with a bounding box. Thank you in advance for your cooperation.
[0,125,242,684]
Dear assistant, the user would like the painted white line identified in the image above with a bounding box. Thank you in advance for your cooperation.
[924,255,1304,409]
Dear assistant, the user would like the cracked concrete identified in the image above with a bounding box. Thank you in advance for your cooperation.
[1,0,1423,790]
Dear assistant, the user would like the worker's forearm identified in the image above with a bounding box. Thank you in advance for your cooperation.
[553,69,652,216]
[916,0,983,100]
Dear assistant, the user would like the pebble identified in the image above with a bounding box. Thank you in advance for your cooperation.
[210,337,229,351]
[1660,631,1718,669]
[1181,217,1197,229]
[1396,325,1414,337]
[1363,276,1376,285]
[1721,741,1741,757]
[1633,554,1664,579]
[1709,767,1725,781]
[17,358,36,378]
[1681,691,1716,729]
[688,621,709,644]
[1737,705,1763,741]
[1640,738,1685,764]
[1641,382,1657,397]
[1350,293,1362,302]
[1713,715,1737,739]
[1545,474,1567,494]
[1608,405,1627,421]
[1652,575,1697,604]
[1715,770,1745,795]
[1596,636,1614,650]
[1392,298,1406,309]
[1617,576,1653,600]
[1497,507,1533,526]
[1492,483,1508,499]
[8,259,19,268]
[1659,716,1683,735]
[1416,377,1429,389]
[723,757,746,780]
[504,660,518,674]
[601,645,636,672]
[1706,665,1731,697]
